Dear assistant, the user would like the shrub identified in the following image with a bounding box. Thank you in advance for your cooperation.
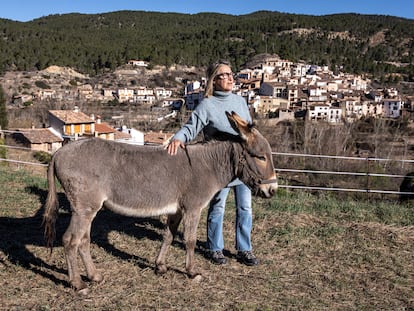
[32,151,52,164]
[0,138,6,159]
[34,80,51,89]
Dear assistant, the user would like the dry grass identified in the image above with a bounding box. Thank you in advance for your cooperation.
[1,166,413,310]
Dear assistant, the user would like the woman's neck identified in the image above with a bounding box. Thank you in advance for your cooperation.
[213,90,231,97]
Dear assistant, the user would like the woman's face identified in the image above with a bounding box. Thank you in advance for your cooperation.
[213,64,234,92]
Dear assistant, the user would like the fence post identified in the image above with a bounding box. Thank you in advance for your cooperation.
[366,157,372,201]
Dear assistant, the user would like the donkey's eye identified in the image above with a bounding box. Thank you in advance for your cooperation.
[248,151,266,161]
[253,154,266,161]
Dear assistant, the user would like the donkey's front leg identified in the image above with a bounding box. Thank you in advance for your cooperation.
[183,209,202,278]
[155,211,182,275]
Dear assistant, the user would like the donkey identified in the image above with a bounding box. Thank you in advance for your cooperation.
[43,111,278,293]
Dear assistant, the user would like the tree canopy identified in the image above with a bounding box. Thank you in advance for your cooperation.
[0,11,413,80]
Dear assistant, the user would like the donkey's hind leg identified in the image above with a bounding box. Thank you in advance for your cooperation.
[62,212,88,291]
[78,213,103,284]
[155,211,182,274]
[63,211,99,292]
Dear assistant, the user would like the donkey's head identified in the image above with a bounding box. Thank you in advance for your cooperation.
[226,111,278,198]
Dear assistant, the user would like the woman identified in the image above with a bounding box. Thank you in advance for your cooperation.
[166,60,259,266]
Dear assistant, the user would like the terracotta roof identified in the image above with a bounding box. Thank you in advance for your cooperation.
[49,110,94,124]
[94,122,116,134]
[144,131,173,145]
[114,130,132,140]
[16,128,63,143]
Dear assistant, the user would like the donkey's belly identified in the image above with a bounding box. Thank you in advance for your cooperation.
[103,199,179,217]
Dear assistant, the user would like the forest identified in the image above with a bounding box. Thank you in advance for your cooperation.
[0,10,413,81]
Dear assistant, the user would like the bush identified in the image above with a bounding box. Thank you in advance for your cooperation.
[34,80,51,89]
[0,138,6,160]
[32,151,51,164]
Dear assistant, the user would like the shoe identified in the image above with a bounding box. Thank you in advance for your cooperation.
[236,251,259,266]
[208,250,227,265]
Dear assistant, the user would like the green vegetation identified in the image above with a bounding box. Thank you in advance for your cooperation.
[0,11,413,80]
[34,80,51,89]
[263,190,413,225]
[0,138,6,161]
[0,165,47,216]
[32,151,52,164]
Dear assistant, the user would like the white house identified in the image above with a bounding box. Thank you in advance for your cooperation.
[135,87,154,97]
[128,60,148,67]
[134,87,155,104]
[347,76,368,91]
[290,63,309,77]
[308,86,328,102]
[116,126,145,145]
[39,89,55,100]
[185,81,201,94]
[328,106,343,123]
[117,88,134,102]
[343,97,365,120]
[307,103,330,121]
[154,87,173,99]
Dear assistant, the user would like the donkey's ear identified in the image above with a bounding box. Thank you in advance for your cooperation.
[226,111,252,141]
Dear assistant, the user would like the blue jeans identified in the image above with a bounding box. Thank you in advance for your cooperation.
[206,183,252,252]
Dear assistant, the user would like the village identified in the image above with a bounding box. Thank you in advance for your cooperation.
[1,54,414,154]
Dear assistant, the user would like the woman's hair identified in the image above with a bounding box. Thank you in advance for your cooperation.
[204,59,231,97]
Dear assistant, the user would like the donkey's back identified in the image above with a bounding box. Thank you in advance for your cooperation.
[51,138,226,218]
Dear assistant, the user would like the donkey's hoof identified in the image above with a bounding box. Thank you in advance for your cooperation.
[90,273,104,283]
[188,270,202,279]
[155,264,167,275]
[72,281,89,295]
[78,287,90,296]
[191,274,203,283]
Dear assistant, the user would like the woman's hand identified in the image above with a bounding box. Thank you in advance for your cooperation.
[165,139,185,155]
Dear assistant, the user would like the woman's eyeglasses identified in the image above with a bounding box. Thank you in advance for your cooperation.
[215,72,234,80]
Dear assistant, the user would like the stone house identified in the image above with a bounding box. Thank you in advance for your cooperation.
[12,128,63,153]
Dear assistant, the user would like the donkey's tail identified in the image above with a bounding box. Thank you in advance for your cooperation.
[42,156,58,253]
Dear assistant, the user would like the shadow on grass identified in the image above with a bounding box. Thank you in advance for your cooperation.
[0,185,208,289]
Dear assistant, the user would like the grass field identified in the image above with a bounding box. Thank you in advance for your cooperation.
[0,165,413,310]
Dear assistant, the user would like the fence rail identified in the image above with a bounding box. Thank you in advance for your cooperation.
[272,151,414,196]
[273,151,414,164]
[276,168,409,179]
[278,184,406,195]
[1,144,414,197]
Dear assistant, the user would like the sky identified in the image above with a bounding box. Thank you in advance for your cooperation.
[1,0,414,22]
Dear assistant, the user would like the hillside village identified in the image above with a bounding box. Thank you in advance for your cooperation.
[1,54,414,154]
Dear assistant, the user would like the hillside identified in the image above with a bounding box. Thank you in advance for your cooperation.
[0,11,413,80]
